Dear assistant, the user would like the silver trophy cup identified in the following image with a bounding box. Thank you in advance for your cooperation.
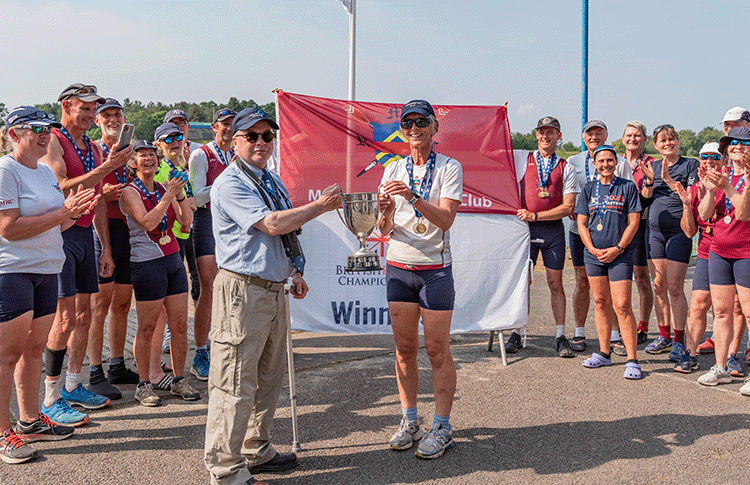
[337,192,383,272]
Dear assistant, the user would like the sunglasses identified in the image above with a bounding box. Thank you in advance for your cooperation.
[729,139,750,146]
[400,117,432,129]
[216,109,235,117]
[653,124,674,136]
[240,130,275,143]
[161,133,184,144]
[700,153,722,160]
[18,125,52,134]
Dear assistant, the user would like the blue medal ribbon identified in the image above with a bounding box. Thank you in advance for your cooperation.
[163,158,193,197]
[584,151,598,183]
[101,142,127,184]
[536,151,556,190]
[60,127,95,173]
[212,141,233,167]
[131,177,168,233]
[405,150,437,219]
[724,166,745,216]
[593,176,619,226]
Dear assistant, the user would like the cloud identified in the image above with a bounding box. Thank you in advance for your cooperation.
[517,104,534,116]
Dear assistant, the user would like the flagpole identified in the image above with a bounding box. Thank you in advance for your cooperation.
[581,0,588,150]
[345,0,356,192]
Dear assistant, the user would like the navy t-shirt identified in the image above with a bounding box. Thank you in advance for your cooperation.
[575,178,642,264]
[648,156,698,232]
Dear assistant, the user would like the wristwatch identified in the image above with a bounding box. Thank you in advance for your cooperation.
[408,194,420,205]
[616,244,625,254]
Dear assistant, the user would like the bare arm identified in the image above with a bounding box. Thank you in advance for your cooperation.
[120,185,179,233]
[517,193,576,222]
[42,137,133,193]
[675,183,698,238]
[173,197,193,227]
[380,180,459,232]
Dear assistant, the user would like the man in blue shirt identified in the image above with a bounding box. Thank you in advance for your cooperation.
[204,107,342,485]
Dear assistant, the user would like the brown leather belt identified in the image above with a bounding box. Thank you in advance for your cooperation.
[220,269,286,292]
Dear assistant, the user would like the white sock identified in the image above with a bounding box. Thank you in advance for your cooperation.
[611,330,621,342]
[44,379,61,408]
[65,372,81,393]
[574,327,585,338]
[556,325,565,339]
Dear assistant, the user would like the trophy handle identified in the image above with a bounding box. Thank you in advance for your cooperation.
[336,207,349,231]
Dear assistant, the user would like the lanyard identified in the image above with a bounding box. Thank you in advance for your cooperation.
[725,166,745,216]
[536,151,557,189]
[60,127,95,173]
[584,151,598,183]
[593,177,619,223]
[101,141,127,184]
[163,158,193,197]
[131,178,168,233]
[212,141,233,167]
[629,153,644,174]
[405,150,436,218]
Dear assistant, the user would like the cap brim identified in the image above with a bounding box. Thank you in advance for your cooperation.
[27,120,62,128]
[76,94,105,103]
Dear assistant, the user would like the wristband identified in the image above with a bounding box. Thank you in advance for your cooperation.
[176,197,186,202]
[616,244,624,254]
[644,182,654,187]
[408,194,420,205]
[534,213,538,222]
[70,216,81,220]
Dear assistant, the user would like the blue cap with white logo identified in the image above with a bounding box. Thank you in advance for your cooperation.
[232,108,279,135]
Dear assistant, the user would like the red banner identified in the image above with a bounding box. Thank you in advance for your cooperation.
[276,91,518,214]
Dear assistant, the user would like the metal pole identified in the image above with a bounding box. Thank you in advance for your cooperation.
[581,0,588,150]
[345,0,356,192]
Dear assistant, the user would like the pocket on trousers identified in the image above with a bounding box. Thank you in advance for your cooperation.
[208,332,246,397]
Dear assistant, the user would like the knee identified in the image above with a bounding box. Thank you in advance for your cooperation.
[591,291,611,310]
[651,279,667,295]
[612,299,632,318]
[574,274,589,292]
[634,273,651,292]
[667,282,683,298]
[395,340,419,363]
[0,347,22,367]
[547,276,564,295]
[424,341,450,369]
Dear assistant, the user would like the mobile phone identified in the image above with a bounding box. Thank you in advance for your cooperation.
[115,124,135,152]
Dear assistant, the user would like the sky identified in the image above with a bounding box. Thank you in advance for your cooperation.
[1,0,747,143]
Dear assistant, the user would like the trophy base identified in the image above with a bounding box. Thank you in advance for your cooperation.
[346,254,383,272]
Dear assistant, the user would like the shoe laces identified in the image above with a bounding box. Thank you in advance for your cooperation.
[2,430,25,450]
[39,414,55,428]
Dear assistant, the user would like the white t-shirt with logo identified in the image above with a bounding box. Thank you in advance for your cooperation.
[380,153,463,266]
[0,155,66,274]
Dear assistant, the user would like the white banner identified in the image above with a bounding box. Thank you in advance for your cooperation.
[290,212,530,334]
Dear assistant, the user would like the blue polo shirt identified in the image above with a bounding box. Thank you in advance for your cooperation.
[210,160,294,282]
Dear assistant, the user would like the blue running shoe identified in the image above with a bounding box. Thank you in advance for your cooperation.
[645,336,673,354]
[61,383,110,410]
[668,342,686,362]
[674,352,699,373]
[728,353,744,377]
[190,348,209,381]
[41,398,90,427]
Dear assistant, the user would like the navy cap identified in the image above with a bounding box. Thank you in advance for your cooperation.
[96,98,123,115]
[719,126,750,154]
[154,122,183,141]
[400,100,435,120]
[593,144,617,159]
[5,106,62,129]
[583,120,607,133]
[132,140,156,152]
[164,109,189,123]
[57,83,105,103]
[232,108,279,135]
[213,108,237,123]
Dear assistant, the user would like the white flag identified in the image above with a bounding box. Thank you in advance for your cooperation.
[337,0,352,13]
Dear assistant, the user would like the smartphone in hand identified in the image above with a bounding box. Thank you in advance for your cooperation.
[115,124,135,152]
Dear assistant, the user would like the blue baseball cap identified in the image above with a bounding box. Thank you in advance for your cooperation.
[96,98,123,115]
[232,108,279,135]
[400,100,435,120]
[719,126,750,154]
[154,122,182,141]
[132,140,156,152]
[583,120,607,133]
[164,109,189,123]
[592,144,617,159]
[5,106,62,129]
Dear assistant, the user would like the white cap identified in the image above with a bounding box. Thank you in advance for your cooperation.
[699,142,721,155]
[721,106,750,123]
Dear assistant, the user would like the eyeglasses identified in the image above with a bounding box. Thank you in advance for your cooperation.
[700,153,722,160]
[161,133,184,144]
[729,139,750,146]
[239,131,275,143]
[400,117,432,130]
[17,125,52,134]
[172,119,188,128]
[653,124,674,136]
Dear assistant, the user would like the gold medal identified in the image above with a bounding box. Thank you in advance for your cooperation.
[596,223,604,231]
[414,217,427,234]
[538,190,550,198]
[705,226,712,235]
[159,234,171,245]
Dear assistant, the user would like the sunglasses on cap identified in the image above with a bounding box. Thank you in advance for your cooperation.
[216,109,234,116]
[729,139,750,146]
[17,125,52,134]
[653,124,674,136]
[700,153,722,160]
[161,133,184,144]
[400,117,432,130]
[239,130,275,143]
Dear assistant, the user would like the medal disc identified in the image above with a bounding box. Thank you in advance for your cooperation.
[724,215,732,224]
[414,223,427,234]
[705,226,712,235]
[159,235,171,245]
[538,190,550,198]
[596,223,604,231]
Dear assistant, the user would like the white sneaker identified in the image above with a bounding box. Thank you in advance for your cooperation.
[740,377,750,396]
[389,416,423,450]
[697,364,732,386]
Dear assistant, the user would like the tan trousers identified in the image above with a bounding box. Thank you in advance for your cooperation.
[204,270,289,485]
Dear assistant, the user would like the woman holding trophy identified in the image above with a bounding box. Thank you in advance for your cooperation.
[378,100,463,460]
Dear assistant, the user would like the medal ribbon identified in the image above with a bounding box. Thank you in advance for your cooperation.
[405,150,437,218]
[163,158,193,197]
[584,151,598,183]
[593,176,619,225]
[630,152,644,174]
[60,127,95,173]
[536,151,557,190]
[212,141,233,167]
[724,166,745,216]
[132,177,168,233]
[101,142,128,184]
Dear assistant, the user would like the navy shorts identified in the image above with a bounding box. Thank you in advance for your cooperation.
[648,227,692,264]
[631,220,650,267]
[386,264,455,311]
[192,207,215,258]
[692,256,709,292]
[94,218,132,285]
[584,253,634,282]
[0,273,58,322]
[569,231,585,267]
[708,251,750,289]
[529,221,565,271]
[58,224,99,297]
[130,253,189,301]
